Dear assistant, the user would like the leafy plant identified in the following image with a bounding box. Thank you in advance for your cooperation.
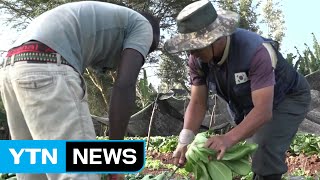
[184,132,258,180]
[124,136,178,153]
[140,172,169,180]
[146,157,162,170]
[283,169,315,180]
[159,137,178,153]
[240,172,254,180]
[136,69,157,109]
[289,133,320,156]
[0,173,16,180]
[288,33,320,76]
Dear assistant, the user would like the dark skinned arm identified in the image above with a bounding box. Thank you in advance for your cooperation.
[108,48,144,140]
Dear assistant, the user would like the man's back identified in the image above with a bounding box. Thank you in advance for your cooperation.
[13,1,153,73]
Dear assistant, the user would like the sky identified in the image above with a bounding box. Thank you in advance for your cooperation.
[279,0,320,54]
[0,1,320,88]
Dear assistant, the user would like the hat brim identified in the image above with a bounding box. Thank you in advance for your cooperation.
[164,10,239,54]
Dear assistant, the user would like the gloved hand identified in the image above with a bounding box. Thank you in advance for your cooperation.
[106,174,125,180]
[172,129,195,166]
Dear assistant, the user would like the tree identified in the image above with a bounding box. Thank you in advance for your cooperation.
[261,0,285,44]
[293,34,320,76]
[157,51,190,93]
[215,0,260,32]
[285,53,299,70]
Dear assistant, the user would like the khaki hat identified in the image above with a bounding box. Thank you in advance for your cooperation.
[164,0,239,54]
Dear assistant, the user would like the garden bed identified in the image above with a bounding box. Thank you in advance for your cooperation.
[124,133,320,180]
[137,151,320,179]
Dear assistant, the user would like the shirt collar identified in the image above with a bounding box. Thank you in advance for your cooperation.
[217,36,230,66]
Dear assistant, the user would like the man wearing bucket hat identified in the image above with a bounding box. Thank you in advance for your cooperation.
[0,1,159,180]
[165,0,311,179]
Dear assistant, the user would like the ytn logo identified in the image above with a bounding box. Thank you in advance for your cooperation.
[9,148,57,164]
[0,140,65,173]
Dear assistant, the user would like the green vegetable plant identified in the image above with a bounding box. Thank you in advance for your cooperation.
[0,174,16,180]
[185,132,258,180]
[289,133,320,156]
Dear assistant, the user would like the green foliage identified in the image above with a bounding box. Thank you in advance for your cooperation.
[158,137,178,153]
[99,132,320,157]
[127,136,178,153]
[0,173,16,180]
[136,69,157,109]
[143,158,189,178]
[215,0,260,32]
[157,52,189,93]
[289,133,320,156]
[97,135,178,153]
[240,172,254,180]
[216,0,285,43]
[288,33,320,76]
[261,0,285,44]
[84,72,109,116]
[146,158,163,170]
[285,53,299,70]
[285,170,315,180]
[184,132,257,179]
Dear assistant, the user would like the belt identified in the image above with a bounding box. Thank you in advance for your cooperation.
[1,52,71,67]
[1,42,71,68]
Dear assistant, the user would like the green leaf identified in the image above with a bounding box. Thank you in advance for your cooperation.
[207,161,232,180]
[184,160,194,172]
[154,172,167,180]
[141,174,155,180]
[222,143,258,161]
[193,146,209,163]
[221,158,251,176]
[197,161,210,180]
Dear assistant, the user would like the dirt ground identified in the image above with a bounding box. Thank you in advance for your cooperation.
[143,151,320,179]
[286,153,320,177]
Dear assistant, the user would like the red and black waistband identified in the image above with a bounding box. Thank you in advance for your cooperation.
[6,42,56,57]
[2,41,71,67]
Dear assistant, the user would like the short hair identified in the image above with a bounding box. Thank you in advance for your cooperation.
[139,12,160,54]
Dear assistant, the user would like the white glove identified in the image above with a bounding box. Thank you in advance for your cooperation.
[172,129,195,165]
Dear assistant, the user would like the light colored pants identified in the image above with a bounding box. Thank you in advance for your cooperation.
[0,62,100,180]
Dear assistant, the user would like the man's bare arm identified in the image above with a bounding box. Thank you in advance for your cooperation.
[108,48,144,140]
[226,86,274,144]
[183,85,208,133]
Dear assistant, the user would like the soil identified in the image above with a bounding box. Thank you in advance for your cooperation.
[142,151,320,179]
[286,153,320,177]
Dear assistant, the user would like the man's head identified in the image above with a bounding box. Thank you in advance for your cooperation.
[164,0,239,54]
[188,36,227,63]
[140,12,160,54]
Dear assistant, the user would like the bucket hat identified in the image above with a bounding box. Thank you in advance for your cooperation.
[164,0,239,53]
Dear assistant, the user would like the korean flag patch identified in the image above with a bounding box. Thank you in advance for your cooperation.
[235,72,248,84]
